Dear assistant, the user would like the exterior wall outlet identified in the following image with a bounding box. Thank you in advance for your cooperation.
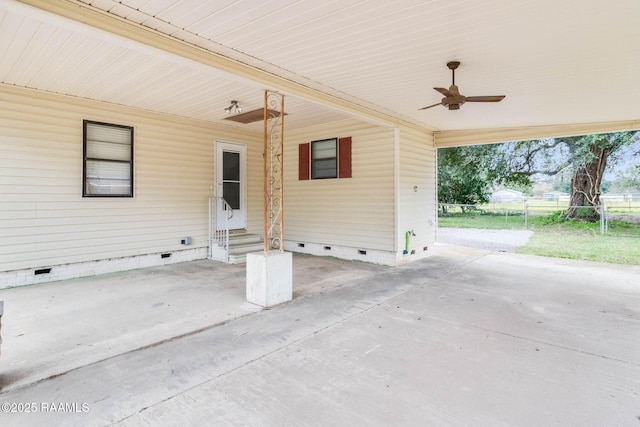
[181,237,192,245]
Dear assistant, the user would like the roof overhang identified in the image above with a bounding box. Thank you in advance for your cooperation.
[4,0,640,141]
[435,120,640,147]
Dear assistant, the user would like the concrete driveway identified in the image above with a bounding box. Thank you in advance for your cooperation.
[0,246,639,426]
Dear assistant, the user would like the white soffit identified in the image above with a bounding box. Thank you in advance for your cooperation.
[4,0,640,137]
[1,0,356,130]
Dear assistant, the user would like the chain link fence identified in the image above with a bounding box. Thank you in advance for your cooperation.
[439,199,640,237]
[604,206,640,237]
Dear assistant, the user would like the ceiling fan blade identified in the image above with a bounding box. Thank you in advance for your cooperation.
[418,102,442,110]
[433,87,452,97]
[465,95,505,102]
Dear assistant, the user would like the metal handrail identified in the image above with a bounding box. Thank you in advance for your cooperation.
[208,196,234,262]
[224,198,234,220]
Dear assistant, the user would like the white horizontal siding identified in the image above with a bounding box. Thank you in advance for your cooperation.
[243,132,264,236]
[284,119,396,251]
[0,85,261,272]
[398,126,436,254]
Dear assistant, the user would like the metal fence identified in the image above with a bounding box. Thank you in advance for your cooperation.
[439,199,640,236]
[439,203,527,229]
[604,206,640,237]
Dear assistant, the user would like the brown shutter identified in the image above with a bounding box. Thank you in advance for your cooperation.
[338,137,352,178]
[298,142,310,180]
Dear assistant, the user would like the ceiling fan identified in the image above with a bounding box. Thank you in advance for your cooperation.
[419,61,505,111]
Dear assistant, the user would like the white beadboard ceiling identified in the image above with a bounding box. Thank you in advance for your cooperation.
[2,0,640,135]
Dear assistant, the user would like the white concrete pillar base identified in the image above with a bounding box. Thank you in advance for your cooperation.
[246,251,293,308]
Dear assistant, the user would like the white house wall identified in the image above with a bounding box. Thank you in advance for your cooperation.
[396,126,437,263]
[0,84,262,288]
[283,119,397,264]
[0,84,438,285]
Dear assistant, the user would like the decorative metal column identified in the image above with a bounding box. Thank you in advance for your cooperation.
[263,90,285,252]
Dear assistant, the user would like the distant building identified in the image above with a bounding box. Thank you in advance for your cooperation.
[601,193,627,203]
[490,189,524,203]
[543,191,569,201]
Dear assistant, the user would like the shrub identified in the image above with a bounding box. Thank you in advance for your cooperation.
[538,211,566,225]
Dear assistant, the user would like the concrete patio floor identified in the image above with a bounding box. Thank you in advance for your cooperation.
[0,246,639,426]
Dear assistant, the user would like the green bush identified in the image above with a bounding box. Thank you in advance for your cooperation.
[537,211,566,225]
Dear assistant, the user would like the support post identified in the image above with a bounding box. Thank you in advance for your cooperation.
[247,90,292,307]
[246,252,292,307]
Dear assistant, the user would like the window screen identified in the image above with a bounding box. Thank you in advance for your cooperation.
[311,138,337,179]
[83,120,133,197]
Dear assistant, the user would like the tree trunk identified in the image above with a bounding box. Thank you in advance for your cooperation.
[566,145,611,221]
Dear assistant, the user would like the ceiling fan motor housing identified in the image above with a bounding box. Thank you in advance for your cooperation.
[442,94,466,109]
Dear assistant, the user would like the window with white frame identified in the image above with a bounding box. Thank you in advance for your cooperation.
[311,138,338,179]
[83,120,134,197]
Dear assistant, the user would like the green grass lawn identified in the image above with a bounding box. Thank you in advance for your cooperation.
[516,232,640,264]
[439,212,640,265]
[438,212,527,229]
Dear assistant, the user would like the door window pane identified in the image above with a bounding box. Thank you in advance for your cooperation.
[223,182,240,210]
[223,151,240,181]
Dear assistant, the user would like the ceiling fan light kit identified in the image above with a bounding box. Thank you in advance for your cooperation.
[419,61,505,111]
[224,100,242,114]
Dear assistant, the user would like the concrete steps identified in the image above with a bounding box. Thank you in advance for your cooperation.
[227,231,264,264]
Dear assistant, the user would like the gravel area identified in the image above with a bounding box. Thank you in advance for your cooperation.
[438,227,534,253]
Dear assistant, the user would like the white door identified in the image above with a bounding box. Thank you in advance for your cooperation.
[215,141,247,230]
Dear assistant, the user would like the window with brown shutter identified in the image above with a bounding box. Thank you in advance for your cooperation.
[298,142,310,180]
[299,136,352,180]
[338,137,352,178]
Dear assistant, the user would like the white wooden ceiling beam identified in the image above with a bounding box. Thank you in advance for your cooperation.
[435,120,640,147]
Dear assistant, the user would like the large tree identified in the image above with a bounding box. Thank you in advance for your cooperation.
[437,144,531,211]
[438,146,489,208]
[438,131,639,221]
[563,132,637,220]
